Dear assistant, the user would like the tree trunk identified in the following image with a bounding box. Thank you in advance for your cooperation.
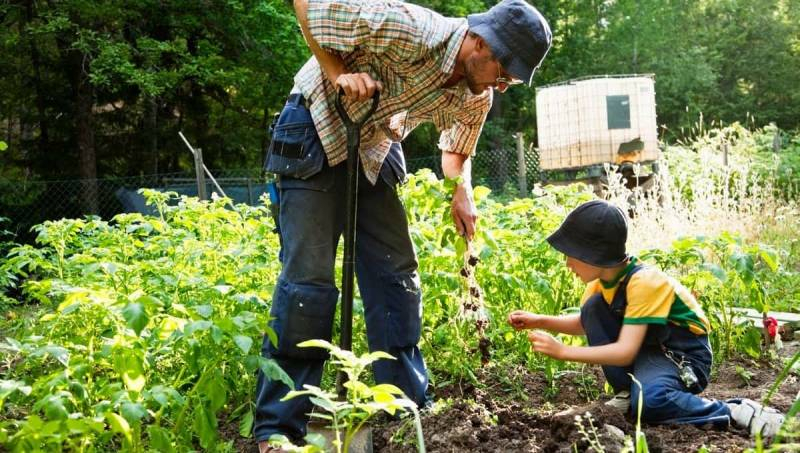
[147,96,159,174]
[26,0,50,156]
[68,50,99,215]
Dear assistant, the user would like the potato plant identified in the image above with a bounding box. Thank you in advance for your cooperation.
[0,192,289,451]
[0,126,797,450]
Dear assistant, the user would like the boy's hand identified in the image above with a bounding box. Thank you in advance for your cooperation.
[528,330,564,359]
[507,310,540,330]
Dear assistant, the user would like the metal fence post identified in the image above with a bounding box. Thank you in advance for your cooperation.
[515,132,527,197]
[194,147,207,200]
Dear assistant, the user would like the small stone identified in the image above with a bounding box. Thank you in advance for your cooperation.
[604,424,625,443]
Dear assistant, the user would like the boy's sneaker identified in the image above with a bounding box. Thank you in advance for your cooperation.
[604,390,631,411]
[728,399,785,438]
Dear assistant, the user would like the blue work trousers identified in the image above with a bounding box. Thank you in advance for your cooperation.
[581,296,732,427]
[254,96,428,443]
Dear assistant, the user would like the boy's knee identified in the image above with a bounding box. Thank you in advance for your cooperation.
[631,382,672,422]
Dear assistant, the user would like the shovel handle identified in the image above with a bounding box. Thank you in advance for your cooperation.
[334,88,380,129]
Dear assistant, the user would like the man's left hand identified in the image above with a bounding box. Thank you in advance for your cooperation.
[451,183,477,240]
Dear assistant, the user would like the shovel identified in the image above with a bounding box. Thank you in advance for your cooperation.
[306,88,380,453]
[333,88,380,398]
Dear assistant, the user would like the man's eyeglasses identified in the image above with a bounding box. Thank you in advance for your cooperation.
[496,61,524,86]
[497,76,524,86]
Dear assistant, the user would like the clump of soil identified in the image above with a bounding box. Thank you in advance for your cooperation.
[458,243,491,365]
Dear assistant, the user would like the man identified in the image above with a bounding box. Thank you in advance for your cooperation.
[256,0,551,449]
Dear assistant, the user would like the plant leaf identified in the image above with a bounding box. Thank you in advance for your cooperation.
[258,357,294,388]
[233,335,253,354]
[239,408,254,438]
[122,302,149,336]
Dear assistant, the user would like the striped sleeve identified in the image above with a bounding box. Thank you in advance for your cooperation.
[306,0,423,62]
[622,268,673,325]
[437,91,492,155]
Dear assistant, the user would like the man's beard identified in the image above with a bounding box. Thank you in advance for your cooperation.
[464,56,491,95]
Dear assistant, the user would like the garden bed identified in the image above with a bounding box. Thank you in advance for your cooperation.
[371,341,799,452]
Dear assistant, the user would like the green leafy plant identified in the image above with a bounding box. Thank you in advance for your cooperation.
[622,374,649,453]
[276,340,425,453]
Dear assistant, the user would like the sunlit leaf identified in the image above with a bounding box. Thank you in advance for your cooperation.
[122,302,149,336]
[105,412,132,444]
[233,335,253,354]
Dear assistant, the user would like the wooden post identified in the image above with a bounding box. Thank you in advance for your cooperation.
[516,132,527,197]
[773,132,781,152]
[722,142,728,167]
[194,147,207,200]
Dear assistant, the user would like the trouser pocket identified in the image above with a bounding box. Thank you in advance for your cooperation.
[269,278,338,360]
[379,142,407,187]
[264,97,325,180]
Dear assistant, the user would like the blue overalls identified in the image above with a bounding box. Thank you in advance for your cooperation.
[580,264,733,426]
[254,94,428,443]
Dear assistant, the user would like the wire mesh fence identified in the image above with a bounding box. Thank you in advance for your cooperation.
[0,145,543,243]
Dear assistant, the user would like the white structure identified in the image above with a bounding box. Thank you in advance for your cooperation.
[535,75,660,171]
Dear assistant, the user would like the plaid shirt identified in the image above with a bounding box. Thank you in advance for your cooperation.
[294,0,493,184]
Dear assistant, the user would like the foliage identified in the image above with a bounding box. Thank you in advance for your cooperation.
[640,233,779,360]
[3,0,800,188]
[0,126,798,449]
[400,169,592,382]
[0,0,306,178]
[276,340,423,453]
[0,190,287,451]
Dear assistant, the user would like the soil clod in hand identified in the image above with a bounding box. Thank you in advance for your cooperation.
[458,241,491,366]
[478,336,491,365]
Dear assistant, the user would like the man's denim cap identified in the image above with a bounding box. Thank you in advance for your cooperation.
[467,0,552,86]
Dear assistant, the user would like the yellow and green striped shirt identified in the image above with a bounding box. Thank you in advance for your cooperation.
[580,258,711,335]
[295,0,493,184]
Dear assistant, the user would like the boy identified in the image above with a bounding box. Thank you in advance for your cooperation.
[507,200,785,438]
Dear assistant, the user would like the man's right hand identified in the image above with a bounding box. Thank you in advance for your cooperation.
[507,310,540,330]
[335,73,382,102]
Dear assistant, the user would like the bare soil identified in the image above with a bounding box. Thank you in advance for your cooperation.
[373,342,800,453]
[225,341,799,452]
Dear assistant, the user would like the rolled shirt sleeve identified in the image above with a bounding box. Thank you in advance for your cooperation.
[437,89,492,155]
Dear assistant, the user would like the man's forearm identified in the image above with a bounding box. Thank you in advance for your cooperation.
[294,0,346,84]
[441,151,471,184]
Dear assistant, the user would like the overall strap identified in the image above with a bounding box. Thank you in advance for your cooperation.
[608,263,645,322]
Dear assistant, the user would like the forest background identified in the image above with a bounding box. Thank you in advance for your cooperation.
[1,0,799,209]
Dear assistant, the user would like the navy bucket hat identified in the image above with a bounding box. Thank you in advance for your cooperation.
[546,200,629,267]
[467,0,552,85]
